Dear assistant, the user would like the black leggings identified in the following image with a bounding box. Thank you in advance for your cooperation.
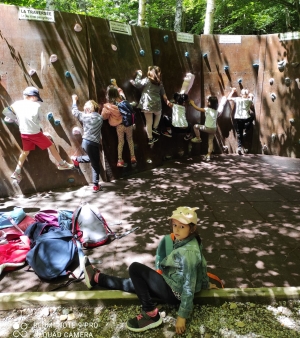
[96,262,180,312]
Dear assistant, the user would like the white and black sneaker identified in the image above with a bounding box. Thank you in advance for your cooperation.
[148,137,159,145]
[152,128,160,135]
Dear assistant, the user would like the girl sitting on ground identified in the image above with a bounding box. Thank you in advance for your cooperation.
[81,206,218,334]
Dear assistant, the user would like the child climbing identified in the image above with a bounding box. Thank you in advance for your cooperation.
[81,206,218,334]
[227,88,254,155]
[2,86,74,183]
[190,96,219,161]
[161,92,193,140]
[71,94,103,193]
[101,85,137,167]
[130,66,172,145]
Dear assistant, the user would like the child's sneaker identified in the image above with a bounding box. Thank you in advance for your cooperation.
[71,156,79,168]
[131,156,137,164]
[126,309,162,332]
[161,130,172,138]
[184,133,193,141]
[93,185,103,193]
[204,155,211,161]
[82,256,99,289]
[237,147,243,155]
[152,128,160,135]
[191,137,202,143]
[117,160,125,167]
[148,137,159,145]
[58,161,74,170]
[11,171,22,183]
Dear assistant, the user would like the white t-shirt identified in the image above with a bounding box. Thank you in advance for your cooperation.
[231,97,252,119]
[204,108,217,128]
[10,100,42,134]
[172,104,188,128]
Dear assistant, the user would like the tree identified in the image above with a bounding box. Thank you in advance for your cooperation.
[174,0,183,32]
[138,0,146,26]
[203,0,215,34]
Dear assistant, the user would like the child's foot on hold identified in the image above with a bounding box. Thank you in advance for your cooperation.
[117,160,125,167]
[58,160,74,170]
[93,185,103,193]
[152,128,160,136]
[126,309,162,332]
[161,130,172,138]
[148,137,159,145]
[204,154,211,161]
[184,133,193,141]
[191,137,202,143]
[131,156,137,164]
[71,156,79,168]
[82,256,99,289]
[11,171,22,183]
[237,147,243,155]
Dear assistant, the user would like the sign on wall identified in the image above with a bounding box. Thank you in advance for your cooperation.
[177,32,194,43]
[279,32,300,41]
[18,8,55,22]
[219,35,242,44]
[109,21,132,35]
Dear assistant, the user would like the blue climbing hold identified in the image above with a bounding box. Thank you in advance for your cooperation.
[155,49,160,55]
[140,50,145,56]
[203,53,208,58]
[224,66,229,71]
[185,52,189,57]
[47,112,53,120]
[54,119,60,126]
[253,63,259,68]
[65,71,71,78]
[68,178,75,183]
[238,78,242,84]
[164,35,169,42]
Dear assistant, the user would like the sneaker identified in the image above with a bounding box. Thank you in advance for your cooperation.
[58,160,74,170]
[71,156,79,168]
[82,256,99,289]
[161,130,172,138]
[243,130,247,136]
[184,134,193,141]
[93,185,103,193]
[204,155,211,161]
[11,171,22,183]
[152,128,160,135]
[191,137,202,143]
[131,156,137,164]
[237,147,243,155]
[148,137,159,145]
[126,310,162,332]
[117,160,125,167]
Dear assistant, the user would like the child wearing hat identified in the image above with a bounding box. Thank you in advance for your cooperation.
[81,206,217,334]
[2,86,74,183]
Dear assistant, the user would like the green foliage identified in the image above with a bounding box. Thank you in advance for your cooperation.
[1,0,299,34]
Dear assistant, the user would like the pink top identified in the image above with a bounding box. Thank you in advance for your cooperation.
[101,103,122,126]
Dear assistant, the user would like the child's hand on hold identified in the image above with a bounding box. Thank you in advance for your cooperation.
[189,99,195,106]
[230,87,237,93]
[137,70,142,76]
[175,316,186,335]
[72,94,78,102]
[110,78,117,86]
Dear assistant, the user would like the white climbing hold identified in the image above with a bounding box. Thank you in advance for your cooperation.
[74,23,82,32]
[49,54,58,63]
[28,69,36,76]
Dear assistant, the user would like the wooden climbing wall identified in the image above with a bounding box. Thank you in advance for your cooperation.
[259,33,300,157]
[0,5,92,197]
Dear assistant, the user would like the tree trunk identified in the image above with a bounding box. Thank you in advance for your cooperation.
[138,0,146,26]
[174,0,183,32]
[203,0,215,34]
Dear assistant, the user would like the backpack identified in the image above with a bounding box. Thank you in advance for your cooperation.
[25,222,79,281]
[117,100,134,127]
[72,203,114,248]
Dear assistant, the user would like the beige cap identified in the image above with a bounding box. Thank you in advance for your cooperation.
[168,206,199,224]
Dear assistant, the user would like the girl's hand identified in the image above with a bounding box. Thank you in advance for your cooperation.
[231,87,237,92]
[189,99,195,105]
[209,282,219,289]
[137,70,142,76]
[175,316,186,335]
[72,94,78,101]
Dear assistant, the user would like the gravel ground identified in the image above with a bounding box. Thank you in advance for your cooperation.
[0,301,300,338]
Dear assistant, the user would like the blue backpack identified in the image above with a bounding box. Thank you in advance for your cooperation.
[117,101,134,127]
[25,222,80,281]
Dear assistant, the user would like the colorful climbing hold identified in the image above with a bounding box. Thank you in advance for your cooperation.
[140,50,145,56]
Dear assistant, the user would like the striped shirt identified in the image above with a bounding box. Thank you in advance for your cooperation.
[72,104,103,144]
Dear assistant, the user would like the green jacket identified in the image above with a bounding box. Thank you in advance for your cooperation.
[155,234,209,318]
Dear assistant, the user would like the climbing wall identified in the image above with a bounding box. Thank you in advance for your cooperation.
[0,5,93,197]
[200,34,262,154]
[259,33,300,157]
[149,27,203,158]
